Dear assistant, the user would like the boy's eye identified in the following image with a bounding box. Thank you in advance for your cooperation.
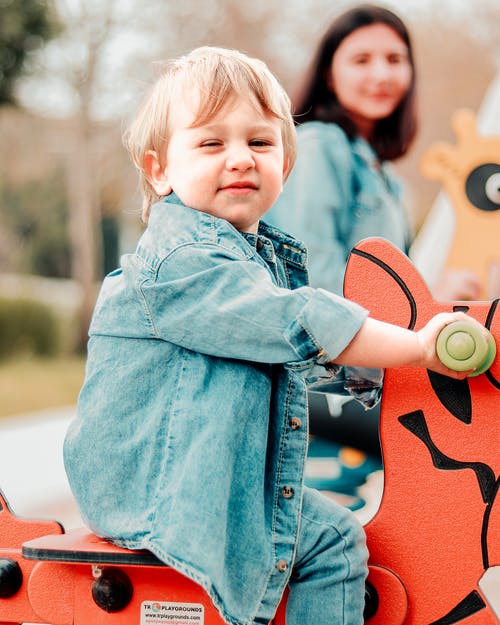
[200,140,222,147]
[250,139,273,147]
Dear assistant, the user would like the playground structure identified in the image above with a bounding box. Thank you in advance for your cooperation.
[0,238,498,624]
[415,108,500,300]
[344,238,499,625]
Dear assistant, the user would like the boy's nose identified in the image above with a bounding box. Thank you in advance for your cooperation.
[226,146,255,170]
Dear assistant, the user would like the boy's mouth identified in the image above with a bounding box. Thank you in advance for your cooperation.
[220,181,258,194]
[222,180,257,189]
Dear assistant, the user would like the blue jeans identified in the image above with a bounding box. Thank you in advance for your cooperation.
[287,487,368,625]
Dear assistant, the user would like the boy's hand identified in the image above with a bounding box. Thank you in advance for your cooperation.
[416,312,492,378]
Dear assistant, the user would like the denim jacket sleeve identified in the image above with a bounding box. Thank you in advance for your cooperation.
[139,240,368,366]
[267,122,356,294]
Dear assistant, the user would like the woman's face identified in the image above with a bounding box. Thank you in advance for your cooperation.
[329,23,412,139]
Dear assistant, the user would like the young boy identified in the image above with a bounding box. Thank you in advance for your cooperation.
[64,46,478,625]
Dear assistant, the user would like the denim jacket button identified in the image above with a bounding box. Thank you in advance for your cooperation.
[290,417,302,430]
[277,560,289,572]
[281,485,294,499]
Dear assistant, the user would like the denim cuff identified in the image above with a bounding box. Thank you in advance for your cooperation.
[285,288,368,365]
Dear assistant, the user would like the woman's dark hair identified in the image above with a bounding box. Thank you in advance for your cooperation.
[293,4,417,160]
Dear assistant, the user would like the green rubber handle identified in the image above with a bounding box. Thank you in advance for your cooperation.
[436,320,496,376]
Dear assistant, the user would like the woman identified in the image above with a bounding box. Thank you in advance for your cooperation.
[268,4,416,295]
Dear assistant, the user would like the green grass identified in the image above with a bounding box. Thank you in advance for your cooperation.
[0,355,86,418]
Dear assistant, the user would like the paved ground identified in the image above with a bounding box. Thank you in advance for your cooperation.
[0,406,83,529]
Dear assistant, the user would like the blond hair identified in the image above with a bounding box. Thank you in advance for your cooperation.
[123,46,297,222]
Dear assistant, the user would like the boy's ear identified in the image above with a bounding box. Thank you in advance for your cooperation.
[282,155,291,181]
[144,150,172,196]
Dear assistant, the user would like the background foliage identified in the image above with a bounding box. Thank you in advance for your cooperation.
[0,0,59,104]
[0,297,59,359]
[0,170,71,277]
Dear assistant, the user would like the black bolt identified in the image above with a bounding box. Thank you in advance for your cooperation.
[0,558,23,598]
[363,580,379,620]
[91,567,133,612]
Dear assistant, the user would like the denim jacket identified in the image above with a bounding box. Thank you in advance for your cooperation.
[64,194,368,625]
[267,121,413,295]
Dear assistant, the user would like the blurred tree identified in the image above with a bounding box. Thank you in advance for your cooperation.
[0,169,71,278]
[0,0,59,105]
[99,178,123,276]
[128,0,338,95]
[17,0,143,350]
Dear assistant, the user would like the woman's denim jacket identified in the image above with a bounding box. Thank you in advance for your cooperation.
[267,121,413,295]
[64,194,368,625]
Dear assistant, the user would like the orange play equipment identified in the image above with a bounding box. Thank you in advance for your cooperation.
[0,237,498,624]
[344,238,499,625]
[420,108,500,299]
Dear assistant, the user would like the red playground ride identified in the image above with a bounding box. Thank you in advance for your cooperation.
[345,238,499,625]
[0,238,498,624]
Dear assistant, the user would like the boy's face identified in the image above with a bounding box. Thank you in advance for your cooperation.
[147,90,287,234]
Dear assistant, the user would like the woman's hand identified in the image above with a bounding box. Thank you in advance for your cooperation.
[433,269,482,302]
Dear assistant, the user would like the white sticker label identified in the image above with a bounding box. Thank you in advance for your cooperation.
[141,601,204,625]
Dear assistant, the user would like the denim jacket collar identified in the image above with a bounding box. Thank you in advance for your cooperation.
[153,193,309,272]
